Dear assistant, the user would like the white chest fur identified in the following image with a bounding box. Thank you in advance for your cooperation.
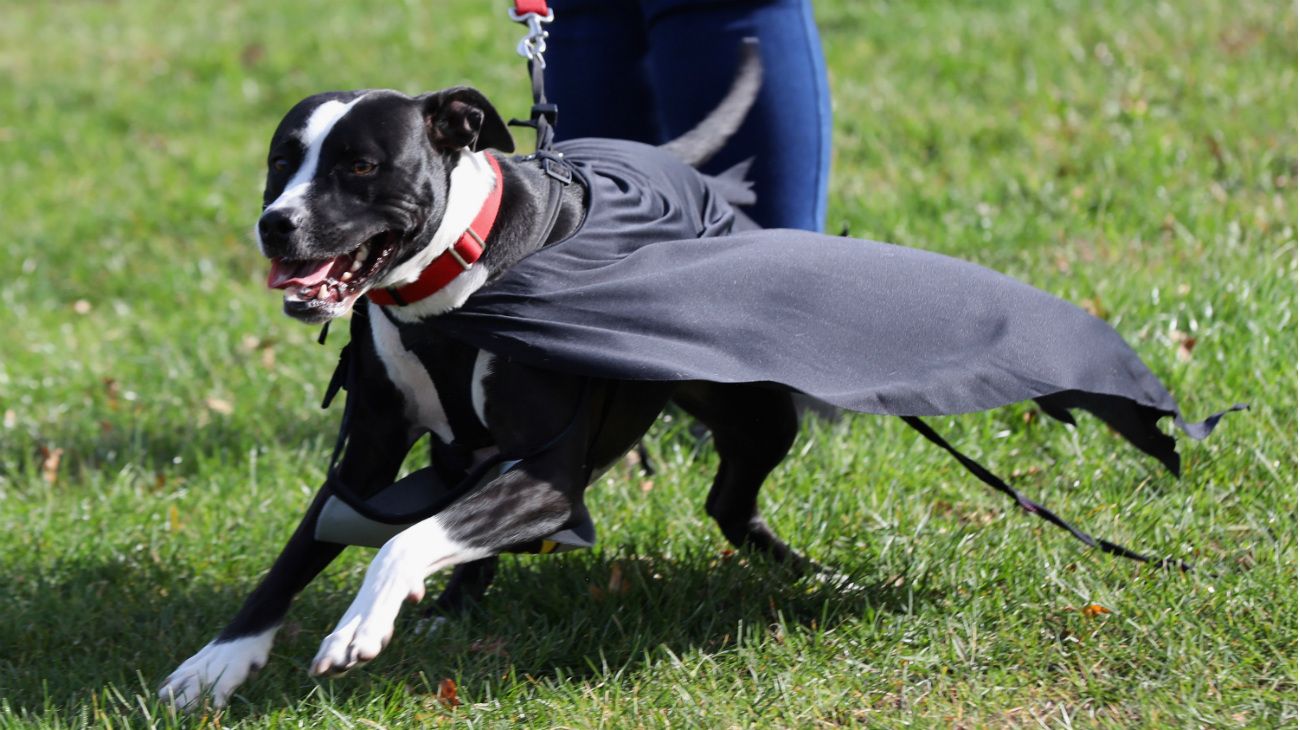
[367,302,496,444]
[368,301,456,442]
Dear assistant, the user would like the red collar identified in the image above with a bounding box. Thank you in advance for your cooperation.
[367,153,504,307]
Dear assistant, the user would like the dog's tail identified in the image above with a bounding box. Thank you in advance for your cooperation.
[660,39,762,168]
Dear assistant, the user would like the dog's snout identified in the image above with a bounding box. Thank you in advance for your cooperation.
[257,208,304,256]
[259,209,299,239]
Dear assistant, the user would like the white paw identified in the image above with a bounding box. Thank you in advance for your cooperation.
[159,629,277,710]
[309,517,489,677]
[310,560,425,677]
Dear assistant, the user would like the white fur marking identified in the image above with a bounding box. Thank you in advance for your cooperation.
[256,96,366,255]
[159,627,278,710]
[368,300,454,442]
[470,351,495,427]
[379,149,498,321]
[310,517,490,676]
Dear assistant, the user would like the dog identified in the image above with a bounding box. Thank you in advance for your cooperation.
[157,61,806,709]
[159,36,1237,704]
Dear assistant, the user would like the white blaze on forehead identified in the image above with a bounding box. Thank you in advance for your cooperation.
[265,95,367,214]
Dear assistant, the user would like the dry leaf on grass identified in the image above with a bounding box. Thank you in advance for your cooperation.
[1080,296,1108,320]
[435,678,460,708]
[1081,603,1112,617]
[39,445,63,485]
[468,637,509,658]
[102,378,120,409]
[1171,329,1198,362]
[607,561,631,595]
[205,397,234,415]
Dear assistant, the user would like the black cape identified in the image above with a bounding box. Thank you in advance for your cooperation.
[374,138,1240,565]
[430,140,1232,467]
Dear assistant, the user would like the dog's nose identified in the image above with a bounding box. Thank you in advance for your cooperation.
[259,209,298,240]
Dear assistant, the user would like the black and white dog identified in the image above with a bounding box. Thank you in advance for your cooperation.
[159,72,806,709]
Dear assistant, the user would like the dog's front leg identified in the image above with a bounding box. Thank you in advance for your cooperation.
[160,390,414,709]
[310,455,583,676]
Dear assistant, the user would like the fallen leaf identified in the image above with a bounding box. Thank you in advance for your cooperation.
[1170,329,1199,363]
[1081,603,1112,617]
[1079,296,1108,320]
[39,445,63,485]
[168,504,183,533]
[1022,409,1038,425]
[468,636,509,658]
[240,42,266,68]
[205,397,234,415]
[436,678,460,708]
[607,561,630,595]
[639,479,654,493]
[102,378,120,409]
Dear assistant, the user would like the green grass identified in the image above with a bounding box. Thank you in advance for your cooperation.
[0,0,1294,727]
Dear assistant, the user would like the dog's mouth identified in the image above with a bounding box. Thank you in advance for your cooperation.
[266,231,400,322]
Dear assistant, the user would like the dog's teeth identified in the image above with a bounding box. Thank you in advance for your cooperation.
[341,272,353,282]
[349,259,362,273]
[317,286,329,301]
[356,245,369,263]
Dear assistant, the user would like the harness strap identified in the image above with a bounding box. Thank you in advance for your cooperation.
[320,309,591,525]
[900,415,1192,571]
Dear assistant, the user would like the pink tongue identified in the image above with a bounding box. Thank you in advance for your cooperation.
[267,258,336,290]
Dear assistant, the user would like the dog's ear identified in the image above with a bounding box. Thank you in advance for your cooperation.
[421,87,515,153]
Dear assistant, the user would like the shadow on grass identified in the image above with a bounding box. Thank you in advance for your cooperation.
[257,546,941,715]
[0,555,254,714]
[1,545,943,718]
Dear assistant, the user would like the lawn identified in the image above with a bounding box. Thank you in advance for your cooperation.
[0,0,1295,727]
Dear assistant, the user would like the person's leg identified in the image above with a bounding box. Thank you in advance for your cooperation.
[543,0,659,143]
[642,0,832,231]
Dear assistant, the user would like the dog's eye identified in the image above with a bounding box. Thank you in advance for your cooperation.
[351,160,378,176]
[271,156,289,173]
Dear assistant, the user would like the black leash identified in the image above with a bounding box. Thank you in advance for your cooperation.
[900,415,1192,571]
[507,3,558,152]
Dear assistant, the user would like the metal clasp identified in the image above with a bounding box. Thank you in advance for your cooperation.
[508,8,554,67]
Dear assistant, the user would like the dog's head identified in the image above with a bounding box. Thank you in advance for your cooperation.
[256,88,513,323]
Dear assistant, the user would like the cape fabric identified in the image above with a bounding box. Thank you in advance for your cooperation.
[426,139,1234,475]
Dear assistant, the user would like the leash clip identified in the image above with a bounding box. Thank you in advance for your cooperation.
[509,7,553,67]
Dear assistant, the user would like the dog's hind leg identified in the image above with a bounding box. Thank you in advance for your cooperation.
[673,382,802,565]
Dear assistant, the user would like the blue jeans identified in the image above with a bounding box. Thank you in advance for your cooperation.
[542,0,831,232]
